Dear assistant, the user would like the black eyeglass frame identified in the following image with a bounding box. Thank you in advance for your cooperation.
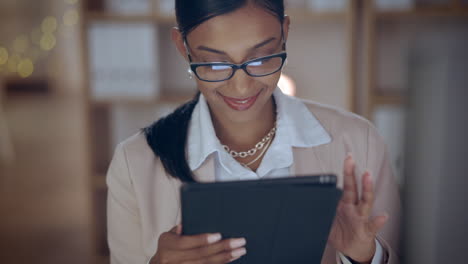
[183,26,288,82]
[188,52,288,83]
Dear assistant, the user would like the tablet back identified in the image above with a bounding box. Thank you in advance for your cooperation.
[181,175,342,264]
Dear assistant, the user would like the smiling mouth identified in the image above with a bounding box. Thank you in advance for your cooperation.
[219,90,262,111]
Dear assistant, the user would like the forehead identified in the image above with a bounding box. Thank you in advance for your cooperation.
[186,5,282,55]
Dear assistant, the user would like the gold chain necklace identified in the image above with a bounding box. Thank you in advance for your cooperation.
[222,124,277,167]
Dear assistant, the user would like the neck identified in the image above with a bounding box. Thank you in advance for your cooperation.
[212,97,276,152]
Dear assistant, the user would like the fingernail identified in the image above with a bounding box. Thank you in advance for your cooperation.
[365,171,372,182]
[346,152,353,159]
[229,255,242,262]
[230,238,246,248]
[207,233,222,243]
[231,247,247,258]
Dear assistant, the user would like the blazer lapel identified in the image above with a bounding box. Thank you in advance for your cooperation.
[291,146,328,176]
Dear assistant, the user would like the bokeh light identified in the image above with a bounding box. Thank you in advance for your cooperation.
[0,47,9,65]
[13,34,30,54]
[7,54,21,73]
[41,16,58,34]
[17,58,34,78]
[40,33,57,51]
[63,9,79,26]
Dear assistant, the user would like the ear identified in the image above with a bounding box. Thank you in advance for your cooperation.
[171,27,189,62]
[282,15,291,43]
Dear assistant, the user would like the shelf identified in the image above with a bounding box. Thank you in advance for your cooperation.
[84,11,176,24]
[286,9,347,22]
[91,92,194,106]
[155,14,177,24]
[372,94,406,106]
[84,10,347,24]
[377,7,468,19]
[85,11,155,22]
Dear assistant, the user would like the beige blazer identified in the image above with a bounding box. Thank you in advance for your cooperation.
[106,100,401,264]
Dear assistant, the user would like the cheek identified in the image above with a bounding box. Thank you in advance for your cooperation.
[196,81,225,108]
[196,71,281,99]
[196,80,222,96]
[257,72,282,90]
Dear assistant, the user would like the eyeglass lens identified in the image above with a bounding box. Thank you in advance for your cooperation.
[194,55,284,81]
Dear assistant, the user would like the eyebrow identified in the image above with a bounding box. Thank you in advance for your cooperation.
[196,37,277,55]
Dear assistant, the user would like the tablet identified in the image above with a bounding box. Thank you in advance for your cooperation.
[181,175,342,264]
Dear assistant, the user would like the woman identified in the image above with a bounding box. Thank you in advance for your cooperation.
[106,1,401,263]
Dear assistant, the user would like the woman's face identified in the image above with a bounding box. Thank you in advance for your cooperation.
[173,4,289,124]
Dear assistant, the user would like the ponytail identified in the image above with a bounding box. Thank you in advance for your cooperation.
[143,93,200,182]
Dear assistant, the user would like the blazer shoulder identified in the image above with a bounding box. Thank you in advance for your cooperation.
[300,99,376,138]
[114,131,168,181]
[118,131,153,157]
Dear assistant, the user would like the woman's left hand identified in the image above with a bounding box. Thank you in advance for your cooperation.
[328,154,388,263]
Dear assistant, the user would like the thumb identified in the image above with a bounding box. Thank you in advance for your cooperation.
[368,213,388,234]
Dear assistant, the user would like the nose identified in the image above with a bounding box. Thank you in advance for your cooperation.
[227,68,254,97]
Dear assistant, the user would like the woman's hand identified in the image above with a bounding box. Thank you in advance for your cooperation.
[328,154,388,263]
[150,225,247,264]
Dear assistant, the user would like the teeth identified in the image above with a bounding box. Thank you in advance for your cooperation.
[238,99,249,104]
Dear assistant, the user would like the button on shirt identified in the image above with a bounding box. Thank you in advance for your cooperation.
[185,88,384,264]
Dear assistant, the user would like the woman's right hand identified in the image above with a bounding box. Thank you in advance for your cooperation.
[150,224,247,264]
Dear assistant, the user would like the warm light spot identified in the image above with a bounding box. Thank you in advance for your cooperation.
[13,35,30,53]
[7,54,21,73]
[40,33,57,51]
[63,9,79,26]
[31,27,43,45]
[278,73,297,96]
[42,16,58,34]
[0,47,8,65]
[18,58,34,78]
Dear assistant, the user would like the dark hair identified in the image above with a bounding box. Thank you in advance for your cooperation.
[144,0,285,182]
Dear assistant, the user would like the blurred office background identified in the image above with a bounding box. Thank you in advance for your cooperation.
[0,0,467,263]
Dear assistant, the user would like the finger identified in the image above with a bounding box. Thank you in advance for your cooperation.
[184,247,247,264]
[177,238,246,261]
[358,171,374,216]
[168,232,223,250]
[368,213,389,234]
[342,153,358,204]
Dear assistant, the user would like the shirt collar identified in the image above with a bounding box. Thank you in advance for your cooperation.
[186,88,332,172]
[273,88,331,148]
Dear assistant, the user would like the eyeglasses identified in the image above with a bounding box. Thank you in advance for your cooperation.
[183,27,288,82]
[188,52,287,82]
